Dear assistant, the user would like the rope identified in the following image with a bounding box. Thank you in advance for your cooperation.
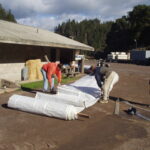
[122,101,150,112]
[136,113,150,121]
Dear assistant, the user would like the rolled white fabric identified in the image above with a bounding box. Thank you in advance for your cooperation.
[57,85,98,108]
[57,86,81,96]
[7,75,101,120]
[8,94,78,120]
[36,85,97,108]
[35,91,85,107]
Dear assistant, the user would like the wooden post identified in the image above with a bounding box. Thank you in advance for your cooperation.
[81,58,85,73]
[44,55,50,62]
[78,113,90,118]
[149,80,150,95]
[114,98,120,115]
[56,49,60,63]
[0,79,2,88]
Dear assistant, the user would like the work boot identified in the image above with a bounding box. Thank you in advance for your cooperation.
[50,87,57,94]
[42,89,49,93]
[98,94,104,103]
[97,96,103,102]
[100,100,108,104]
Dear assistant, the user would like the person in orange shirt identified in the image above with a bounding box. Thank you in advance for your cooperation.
[41,62,63,92]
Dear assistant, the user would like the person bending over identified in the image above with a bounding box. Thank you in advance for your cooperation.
[95,64,119,103]
[41,62,63,93]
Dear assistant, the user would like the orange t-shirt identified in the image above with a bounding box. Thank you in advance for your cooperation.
[42,62,62,85]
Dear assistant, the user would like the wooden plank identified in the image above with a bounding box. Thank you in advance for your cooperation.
[78,113,90,118]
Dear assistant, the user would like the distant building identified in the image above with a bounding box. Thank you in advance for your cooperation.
[0,20,94,81]
[107,52,130,62]
[130,50,150,61]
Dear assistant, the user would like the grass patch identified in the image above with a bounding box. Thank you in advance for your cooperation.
[21,74,83,90]
[21,80,43,89]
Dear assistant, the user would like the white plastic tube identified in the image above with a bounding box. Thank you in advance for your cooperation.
[7,75,101,120]
[36,85,97,108]
[57,86,81,96]
[57,85,98,108]
[35,91,85,107]
[8,94,78,120]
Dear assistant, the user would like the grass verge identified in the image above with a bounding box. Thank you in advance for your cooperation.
[21,74,84,90]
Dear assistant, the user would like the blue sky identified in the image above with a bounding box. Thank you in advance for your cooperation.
[0,0,149,31]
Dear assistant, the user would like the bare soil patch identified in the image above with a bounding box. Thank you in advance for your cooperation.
[0,62,150,150]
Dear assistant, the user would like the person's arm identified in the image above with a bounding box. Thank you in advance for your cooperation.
[56,70,62,86]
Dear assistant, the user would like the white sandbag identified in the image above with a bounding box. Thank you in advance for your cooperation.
[8,94,78,120]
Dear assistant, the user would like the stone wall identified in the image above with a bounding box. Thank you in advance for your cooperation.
[0,63,24,82]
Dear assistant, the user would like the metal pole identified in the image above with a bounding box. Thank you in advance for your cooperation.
[81,58,85,73]
[134,39,137,49]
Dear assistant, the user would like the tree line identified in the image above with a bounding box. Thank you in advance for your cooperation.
[0,4,16,23]
[55,5,150,56]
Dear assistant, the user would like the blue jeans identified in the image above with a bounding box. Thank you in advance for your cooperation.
[41,69,49,91]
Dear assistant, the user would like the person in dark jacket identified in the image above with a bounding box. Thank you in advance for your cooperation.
[94,63,119,103]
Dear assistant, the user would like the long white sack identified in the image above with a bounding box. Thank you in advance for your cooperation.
[8,94,78,120]
[35,75,100,109]
[57,85,99,108]
[35,87,96,108]
[35,90,86,107]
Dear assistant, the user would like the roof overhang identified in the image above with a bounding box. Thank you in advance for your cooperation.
[0,38,94,51]
[0,20,94,51]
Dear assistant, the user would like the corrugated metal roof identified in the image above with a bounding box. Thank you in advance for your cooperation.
[0,20,94,51]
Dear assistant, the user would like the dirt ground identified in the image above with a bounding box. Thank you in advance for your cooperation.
[0,61,150,150]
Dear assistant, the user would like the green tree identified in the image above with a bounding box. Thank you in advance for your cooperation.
[128,5,150,47]
[55,4,150,57]
[0,4,16,22]
[55,18,112,52]
[106,16,131,52]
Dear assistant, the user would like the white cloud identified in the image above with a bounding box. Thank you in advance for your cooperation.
[17,14,88,31]
[17,16,61,31]
[0,0,49,18]
[0,0,149,30]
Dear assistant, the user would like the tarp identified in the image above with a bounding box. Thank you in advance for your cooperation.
[8,75,100,120]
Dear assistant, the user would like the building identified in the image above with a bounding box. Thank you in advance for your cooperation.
[0,20,94,82]
[107,52,130,62]
[130,50,150,64]
[130,50,150,61]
